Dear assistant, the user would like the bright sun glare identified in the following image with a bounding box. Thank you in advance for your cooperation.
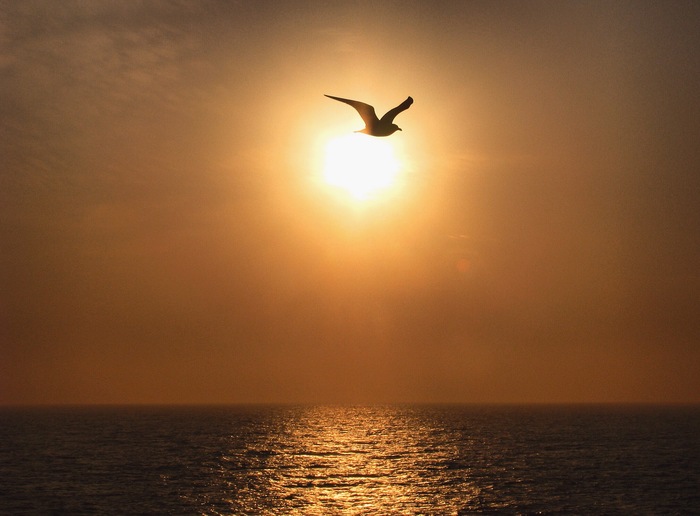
[323,134,400,200]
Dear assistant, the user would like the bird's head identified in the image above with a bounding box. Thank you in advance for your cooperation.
[392,124,401,133]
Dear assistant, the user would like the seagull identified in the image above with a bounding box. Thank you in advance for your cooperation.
[325,94,413,137]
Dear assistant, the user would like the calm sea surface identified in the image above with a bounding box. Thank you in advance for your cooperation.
[1,405,698,514]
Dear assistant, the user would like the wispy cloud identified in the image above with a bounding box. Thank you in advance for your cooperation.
[1,2,214,190]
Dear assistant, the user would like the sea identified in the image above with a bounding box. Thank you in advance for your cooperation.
[1,404,698,515]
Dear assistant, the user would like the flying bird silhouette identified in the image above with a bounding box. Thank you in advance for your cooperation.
[325,95,413,137]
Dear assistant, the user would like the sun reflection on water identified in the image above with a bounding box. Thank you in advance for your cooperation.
[210,406,487,514]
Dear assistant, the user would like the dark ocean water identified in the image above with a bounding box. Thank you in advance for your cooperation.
[1,405,698,515]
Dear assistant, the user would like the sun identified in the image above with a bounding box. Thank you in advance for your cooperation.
[322,134,400,200]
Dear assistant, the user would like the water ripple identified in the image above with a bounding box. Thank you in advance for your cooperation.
[1,405,698,514]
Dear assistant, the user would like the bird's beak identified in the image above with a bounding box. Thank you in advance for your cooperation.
[397,127,402,131]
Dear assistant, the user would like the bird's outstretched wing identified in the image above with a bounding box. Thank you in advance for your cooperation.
[325,95,379,127]
[380,96,413,123]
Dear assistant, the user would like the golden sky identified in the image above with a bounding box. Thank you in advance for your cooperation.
[2,1,699,404]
